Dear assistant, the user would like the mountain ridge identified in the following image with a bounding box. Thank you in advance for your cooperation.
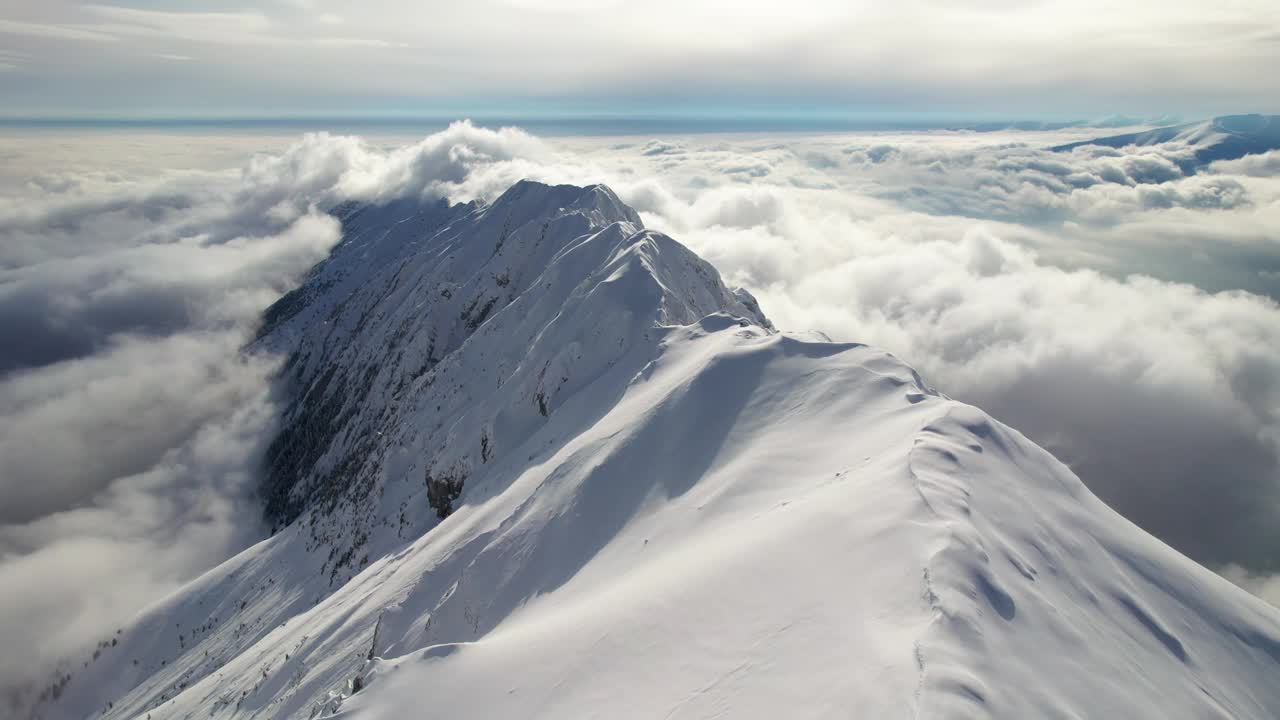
[30,180,1280,720]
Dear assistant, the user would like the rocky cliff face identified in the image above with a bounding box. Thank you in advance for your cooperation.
[255,179,770,587]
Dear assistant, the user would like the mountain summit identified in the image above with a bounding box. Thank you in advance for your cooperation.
[36,181,1280,719]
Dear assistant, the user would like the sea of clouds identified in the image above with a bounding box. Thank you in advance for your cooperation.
[1,120,1278,703]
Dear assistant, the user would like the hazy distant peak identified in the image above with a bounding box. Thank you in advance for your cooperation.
[1051,114,1280,170]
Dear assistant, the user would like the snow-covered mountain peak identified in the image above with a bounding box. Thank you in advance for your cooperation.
[254,178,768,535]
[32,180,1280,720]
[494,179,643,228]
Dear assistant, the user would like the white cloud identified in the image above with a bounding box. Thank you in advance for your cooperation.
[1211,150,1280,178]
[1220,566,1280,607]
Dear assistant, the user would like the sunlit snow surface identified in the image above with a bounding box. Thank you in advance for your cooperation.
[42,181,1280,720]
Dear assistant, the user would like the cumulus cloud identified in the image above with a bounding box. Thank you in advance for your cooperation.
[1211,150,1280,177]
[0,211,339,375]
[232,121,549,212]
[0,120,553,709]
[640,140,685,156]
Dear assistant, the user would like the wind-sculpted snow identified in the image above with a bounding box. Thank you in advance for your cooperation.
[909,406,1280,718]
[36,181,1280,720]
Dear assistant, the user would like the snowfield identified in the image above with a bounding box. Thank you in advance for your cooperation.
[37,181,1280,719]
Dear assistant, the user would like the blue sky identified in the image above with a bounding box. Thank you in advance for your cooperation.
[1,0,1279,119]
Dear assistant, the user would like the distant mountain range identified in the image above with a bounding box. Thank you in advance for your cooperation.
[1052,114,1280,170]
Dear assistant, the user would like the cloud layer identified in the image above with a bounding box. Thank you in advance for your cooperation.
[2,120,1280,708]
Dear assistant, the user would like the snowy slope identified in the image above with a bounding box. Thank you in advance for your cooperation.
[36,181,1280,720]
[1051,114,1280,170]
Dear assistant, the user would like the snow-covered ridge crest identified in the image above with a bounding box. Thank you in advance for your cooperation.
[36,180,1280,720]
[255,179,770,547]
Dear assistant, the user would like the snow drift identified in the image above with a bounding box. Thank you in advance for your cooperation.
[33,181,1280,719]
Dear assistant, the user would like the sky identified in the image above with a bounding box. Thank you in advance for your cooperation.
[1,0,1280,119]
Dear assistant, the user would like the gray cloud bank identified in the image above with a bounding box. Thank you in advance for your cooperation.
[2,120,1280,708]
